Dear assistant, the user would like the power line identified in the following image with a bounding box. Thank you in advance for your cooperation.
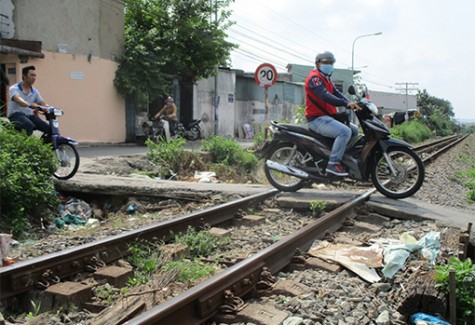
[231,20,317,60]
[229,0,411,91]
[395,82,419,94]
[233,48,287,70]
[229,27,312,63]
[236,49,287,69]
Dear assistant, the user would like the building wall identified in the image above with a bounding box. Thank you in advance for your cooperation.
[369,90,417,114]
[195,70,237,138]
[1,0,126,143]
[194,75,215,138]
[4,51,125,143]
[194,69,305,138]
[12,0,124,60]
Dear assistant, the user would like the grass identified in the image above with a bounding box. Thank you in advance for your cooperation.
[456,141,475,203]
[173,226,229,257]
[162,259,217,283]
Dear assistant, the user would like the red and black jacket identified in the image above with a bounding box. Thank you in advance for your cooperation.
[304,69,349,120]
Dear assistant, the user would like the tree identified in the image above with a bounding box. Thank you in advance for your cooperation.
[417,89,457,136]
[114,0,236,105]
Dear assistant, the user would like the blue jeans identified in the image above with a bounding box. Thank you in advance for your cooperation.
[8,112,50,136]
[309,116,359,164]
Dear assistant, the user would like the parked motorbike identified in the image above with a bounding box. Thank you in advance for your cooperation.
[142,115,201,142]
[262,85,425,199]
[37,106,80,180]
[176,119,202,141]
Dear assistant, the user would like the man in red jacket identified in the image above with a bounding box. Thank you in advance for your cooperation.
[305,51,360,177]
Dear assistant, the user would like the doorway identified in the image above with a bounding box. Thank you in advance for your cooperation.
[0,64,9,117]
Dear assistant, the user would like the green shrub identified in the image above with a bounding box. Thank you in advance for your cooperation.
[466,180,475,202]
[126,240,164,284]
[459,151,475,202]
[390,121,432,144]
[201,136,258,172]
[252,127,269,148]
[435,257,475,322]
[293,106,306,124]
[309,200,326,217]
[0,123,58,236]
[146,137,206,179]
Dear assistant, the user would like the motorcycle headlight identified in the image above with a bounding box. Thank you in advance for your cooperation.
[361,99,378,115]
[367,102,378,115]
[54,108,63,116]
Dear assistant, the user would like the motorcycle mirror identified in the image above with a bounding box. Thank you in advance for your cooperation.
[348,85,356,95]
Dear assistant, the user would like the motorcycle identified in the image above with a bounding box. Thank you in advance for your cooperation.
[37,106,80,180]
[141,114,165,143]
[176,119,202,141]
[262,85,425,199]
[142,115,202,142]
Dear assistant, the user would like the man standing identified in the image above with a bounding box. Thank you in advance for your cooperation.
[305,51,360,177]
[8,65,50,136]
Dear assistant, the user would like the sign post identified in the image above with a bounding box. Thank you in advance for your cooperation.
[254,63,277,139]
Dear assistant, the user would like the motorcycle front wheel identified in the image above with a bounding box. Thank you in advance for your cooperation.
[371,147,424,199]
[264,142,307,192]
[53,143,80,180]
[185,127,201,141]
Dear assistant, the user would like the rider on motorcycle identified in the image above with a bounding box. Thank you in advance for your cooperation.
[154,96,177,141]
[8,65,50,136]
[304,51,360,177]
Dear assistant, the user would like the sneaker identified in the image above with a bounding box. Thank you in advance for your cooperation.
[325,163,348,177]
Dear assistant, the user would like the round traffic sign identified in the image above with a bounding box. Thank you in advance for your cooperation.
[254,63,278,88]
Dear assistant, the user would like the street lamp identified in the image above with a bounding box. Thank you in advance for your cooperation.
[350,32,382,121]
[351,32,382,75]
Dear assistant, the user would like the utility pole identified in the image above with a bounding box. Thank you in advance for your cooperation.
[213,0,219,135]
[213,0,223,136]
[395,82,419,121]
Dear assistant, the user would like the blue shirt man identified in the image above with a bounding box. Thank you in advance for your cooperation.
[8,65,50,136]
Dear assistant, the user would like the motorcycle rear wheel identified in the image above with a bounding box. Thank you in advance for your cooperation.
[371,147,424,199]
[264,142,307,192]
[53,143,80,180]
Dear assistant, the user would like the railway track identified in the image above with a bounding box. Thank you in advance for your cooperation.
[0,134,469,324]
[414,134,467,161]
[0,190,277,300]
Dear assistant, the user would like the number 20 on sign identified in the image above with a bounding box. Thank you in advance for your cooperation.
[254,63,277,88]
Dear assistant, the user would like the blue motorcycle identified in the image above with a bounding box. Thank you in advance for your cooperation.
[37,106,80,180]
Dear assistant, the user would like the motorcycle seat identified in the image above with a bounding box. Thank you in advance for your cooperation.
[275,122,335,145]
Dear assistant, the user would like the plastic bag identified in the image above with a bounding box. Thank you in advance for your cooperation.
[409,312,451,325]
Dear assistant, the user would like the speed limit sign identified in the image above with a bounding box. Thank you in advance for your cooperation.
[254,63,278,88]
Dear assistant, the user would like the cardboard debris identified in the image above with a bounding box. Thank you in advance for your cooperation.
[309,241,383,283]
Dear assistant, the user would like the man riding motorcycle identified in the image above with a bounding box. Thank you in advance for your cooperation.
[154,96,177,142]
[305,51,360,177]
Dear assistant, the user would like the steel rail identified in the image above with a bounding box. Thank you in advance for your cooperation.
[0,189,278,299]
[124,189,376,325]
[124,134,469,324]
[414,134,463,155]
[420,134,468,163]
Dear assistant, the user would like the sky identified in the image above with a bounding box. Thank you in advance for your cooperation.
[225,0,474,121]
